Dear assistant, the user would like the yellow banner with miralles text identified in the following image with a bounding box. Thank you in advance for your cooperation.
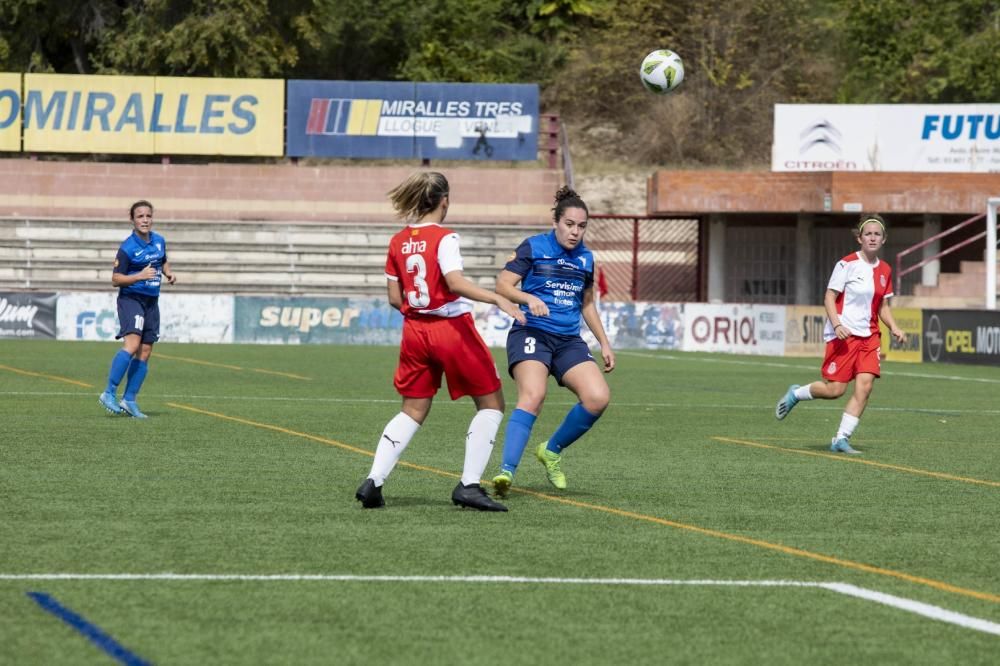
[0,73,22,151]
[22,74,283,156]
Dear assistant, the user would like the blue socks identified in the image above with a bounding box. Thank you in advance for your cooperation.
[105,353,148,401]
[547,403,601,454]
[500,409,537,475]
[123,359,148,401]
[500,404,603,473]
[105,350,133,395]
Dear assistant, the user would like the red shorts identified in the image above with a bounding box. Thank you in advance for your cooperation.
[821,334,882,382]
[394,313,501,400]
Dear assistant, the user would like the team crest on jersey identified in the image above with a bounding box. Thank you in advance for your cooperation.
[411,229,420,236]
[506,251,516,262]
[880,275,886,287]
[827,361,837,374]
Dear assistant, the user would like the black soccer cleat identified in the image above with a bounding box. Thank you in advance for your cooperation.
[451,482,508,512]
[355,478,385,508]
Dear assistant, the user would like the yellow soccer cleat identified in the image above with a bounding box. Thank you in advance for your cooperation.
[535,441,567,490]
[492,470,513,498]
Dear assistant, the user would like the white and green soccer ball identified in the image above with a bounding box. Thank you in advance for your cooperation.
[639,49,684,94]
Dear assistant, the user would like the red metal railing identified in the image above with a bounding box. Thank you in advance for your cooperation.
[894,213,986,294]
[588,215,701,302]
[541,113,560,170]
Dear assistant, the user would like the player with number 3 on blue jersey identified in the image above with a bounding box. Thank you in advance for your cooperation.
[99,200,176,418]
[491,186,615,496]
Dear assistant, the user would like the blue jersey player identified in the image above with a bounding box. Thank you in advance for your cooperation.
[491,186,615,496]
[99,200,176,418]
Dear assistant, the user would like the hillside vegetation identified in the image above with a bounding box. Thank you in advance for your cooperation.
[2,0,999,169]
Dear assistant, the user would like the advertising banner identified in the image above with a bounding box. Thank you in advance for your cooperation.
[472,301,687,351]
[783,305,827,357]
[880,307,922,363]
[586,301,685,351]
[0,73,20,151]
[773,104,1000,173]
[235,296,402,345]
[472,303,517,348]
[922,309,1000,366]
[57,292,234,342]
[286,80,538,160]
[153,76,283,156]
[681,303,785,355]
[22,74,283,156]
[0,292,57,339]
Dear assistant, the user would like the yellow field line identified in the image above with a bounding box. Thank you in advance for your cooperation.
[167,403,454,478]
[250,368,313,381]
[169,402,1000,605]
[0,364,92,388]
[156,353,311,381]
[712,436,1000,488]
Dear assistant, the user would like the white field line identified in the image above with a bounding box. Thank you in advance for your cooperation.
[822,583,1000,637]
[2,574,997,636]
[1,390,998,416]
[616,350,1000,385]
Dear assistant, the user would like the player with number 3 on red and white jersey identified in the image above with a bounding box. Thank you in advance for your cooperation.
[774,214,907,454]
[355,171,525,511]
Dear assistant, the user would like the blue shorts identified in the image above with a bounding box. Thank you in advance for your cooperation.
[116,294,160,344]
[506,326,595,385]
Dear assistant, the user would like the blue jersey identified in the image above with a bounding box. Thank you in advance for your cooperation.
[114,231,168,298]
[505,231,594,336]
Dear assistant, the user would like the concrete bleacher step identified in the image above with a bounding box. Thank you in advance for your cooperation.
[0,278,397,296]
[0,217,539,296]
[910,260,1000,300]
[893,294,997,309]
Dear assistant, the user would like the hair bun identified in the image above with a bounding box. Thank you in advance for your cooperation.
[554,186,578,203]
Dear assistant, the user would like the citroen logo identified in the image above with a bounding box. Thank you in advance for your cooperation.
[800,119,842,155]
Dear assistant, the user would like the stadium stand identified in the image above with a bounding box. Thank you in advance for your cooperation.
[0,218,542,295]
[0,159,555,295]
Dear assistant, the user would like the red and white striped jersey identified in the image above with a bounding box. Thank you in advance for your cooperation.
[824,252,894,341]
[385,222,471,318]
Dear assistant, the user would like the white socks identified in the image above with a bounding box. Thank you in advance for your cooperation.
[836,413,860,440]
[368,412,421,486]
[793,385,814,401]
[461,409,504,487]
[368,409,505,488]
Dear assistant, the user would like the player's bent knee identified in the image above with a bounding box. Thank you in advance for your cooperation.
[580,389,610,415]
[474,390,505,413]
[823,382,847,398]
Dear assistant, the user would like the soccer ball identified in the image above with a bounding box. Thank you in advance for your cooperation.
[640,49,684,94]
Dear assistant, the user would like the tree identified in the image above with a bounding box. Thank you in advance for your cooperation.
[291,0,594,84]
[551,0,836,166]
[839,0,1000,102]
[0,0,120,73]
[93,0,305,77]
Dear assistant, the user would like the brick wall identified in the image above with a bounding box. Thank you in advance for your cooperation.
[0,159,561,225]
[649,171,1000,215]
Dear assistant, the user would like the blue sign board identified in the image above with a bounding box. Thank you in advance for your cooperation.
[286,81,539,160]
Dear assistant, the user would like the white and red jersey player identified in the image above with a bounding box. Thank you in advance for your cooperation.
[384,222,499,400]
[823,252,894,342]
[385,222,472,318]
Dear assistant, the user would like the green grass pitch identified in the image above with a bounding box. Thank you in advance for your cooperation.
[1,339,998,664]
